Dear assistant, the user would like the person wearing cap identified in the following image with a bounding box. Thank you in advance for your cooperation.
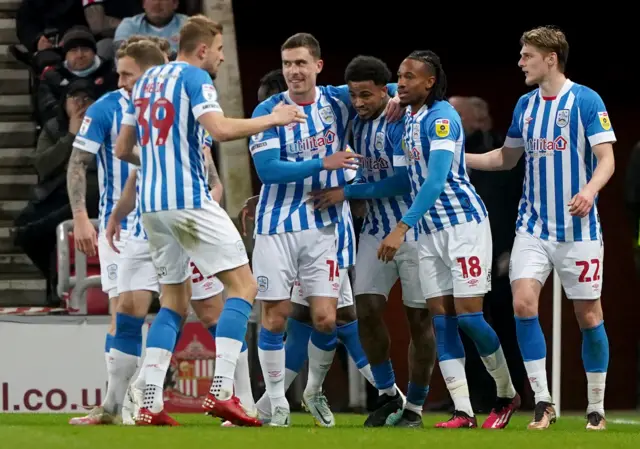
[14,77,100,305]
[36,26,117,126]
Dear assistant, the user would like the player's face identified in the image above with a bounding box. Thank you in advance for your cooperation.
[200,33,224,76]
[282,47,322,96]
[519,44,554,86]
[397,58,435,108]
[117,56,145,93]
[347,80,387,120]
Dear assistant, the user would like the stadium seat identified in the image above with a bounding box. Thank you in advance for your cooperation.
[57,231,109,315]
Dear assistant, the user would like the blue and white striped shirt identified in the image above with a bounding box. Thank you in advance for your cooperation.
[394,100,487,234]
[336,200,356,269]
[249,86,352,235]
[73,88,136,233]
[122,61,221,213]
[505,79,616,242]
[129,168,147,241]
[352,111,420,241]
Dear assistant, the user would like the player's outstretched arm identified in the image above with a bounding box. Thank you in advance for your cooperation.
[465,145,524,171]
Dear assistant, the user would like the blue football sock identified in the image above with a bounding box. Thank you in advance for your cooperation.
[337,320,369,369]
[146,307,182,351]
[310,328,338,351]
[457,312,500,356]
[582,321,609,373]
[284,318,313,373]
[406,382,429,414]
[207,324,217,342]
[105,333,114,354]
[216,297,252,343]
[515,315,546,362]
[433,315,465,361]
[371,360,396,391]
[112,313,144,356]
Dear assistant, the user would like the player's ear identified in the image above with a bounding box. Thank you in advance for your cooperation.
[316,58,324,74]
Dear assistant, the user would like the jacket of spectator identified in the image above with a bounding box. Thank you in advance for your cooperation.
[36,27,117,126]
[16,0,87,54]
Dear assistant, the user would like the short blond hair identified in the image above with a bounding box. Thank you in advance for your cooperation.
[520,26,569,72]
[118,35,171,56]
[179,14,223,54]
[116,40,166,70]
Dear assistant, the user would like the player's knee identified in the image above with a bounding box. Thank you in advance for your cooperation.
[261,301,288,332]
[237,276,258,301]
[574,300,603,329]
[513,292,538,317]
[312,308,336,334]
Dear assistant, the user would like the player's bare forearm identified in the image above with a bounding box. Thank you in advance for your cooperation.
[67,148,94,217]
[200,112,276,142]
[585,143,615,194]
[111,171,137,222]
[466,147,523,171]
[115,125,140,165]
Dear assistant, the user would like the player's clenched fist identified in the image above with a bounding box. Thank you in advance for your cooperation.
[238,195,259,236]
[270,101,307,125]
[322,151,363,170]
[309,186,344,210]
[568,187,595,218]
[73,216,98,257]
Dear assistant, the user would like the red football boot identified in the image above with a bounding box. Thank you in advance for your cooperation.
[135,408,180,426]
[482,393,521,429]
[202,393,262,427]
[435,411,478,428]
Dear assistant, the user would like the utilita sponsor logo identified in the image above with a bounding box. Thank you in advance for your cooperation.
[0,382,102,412]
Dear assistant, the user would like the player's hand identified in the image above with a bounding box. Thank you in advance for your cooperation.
[323,151,363,171]
[73,215,98,257]
[568,187,595,218]
[308,187,345,210]
[238,195,259,236]
[271,101,307,126]
[105,216,121,254]
[377,226,406,262]
[384,95,405,122]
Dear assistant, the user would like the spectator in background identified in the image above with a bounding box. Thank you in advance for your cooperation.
[113,0,188,57]
[36,26,117,126]
[83,0,144,59]
[13,0,87,77]
[448,96,526,412]
[14,78,100,304]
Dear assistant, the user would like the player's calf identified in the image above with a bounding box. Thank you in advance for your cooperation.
[404,307,436,420]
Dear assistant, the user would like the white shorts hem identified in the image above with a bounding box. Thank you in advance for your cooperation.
[424,289,453,300]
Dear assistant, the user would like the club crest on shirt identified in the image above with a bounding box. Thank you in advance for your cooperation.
[556,109,569,128]
[374,132,385,151]
[80,116,91,135]
[598,111,611,130]
[202,84,217,102]
[318,106,335,125]
[412,124,420,141]
[435,119,450,138]
[251,132,263,143]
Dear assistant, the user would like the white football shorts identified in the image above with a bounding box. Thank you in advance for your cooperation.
[291,267,353,308]
[509,230,603,300]
[98,229,129,299]
[252,226,340,301]
[354,234,426,309]
[190,261,224,300]
[142,198,249,285]
[116,237,160,295]
[418,218,493,299]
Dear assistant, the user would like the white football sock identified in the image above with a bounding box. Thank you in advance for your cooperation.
[102,349,139,415]
[524,358,552,404]
[210,337,243,400]
[234,349,255,410]
[358,364,376,388]
[304,339,336,395]
[586,372,606,415]
[258,347,288,412]
[256,368,299,417]
[440,357,474,417]
[480,346,517,398]
[142,347,172,413]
